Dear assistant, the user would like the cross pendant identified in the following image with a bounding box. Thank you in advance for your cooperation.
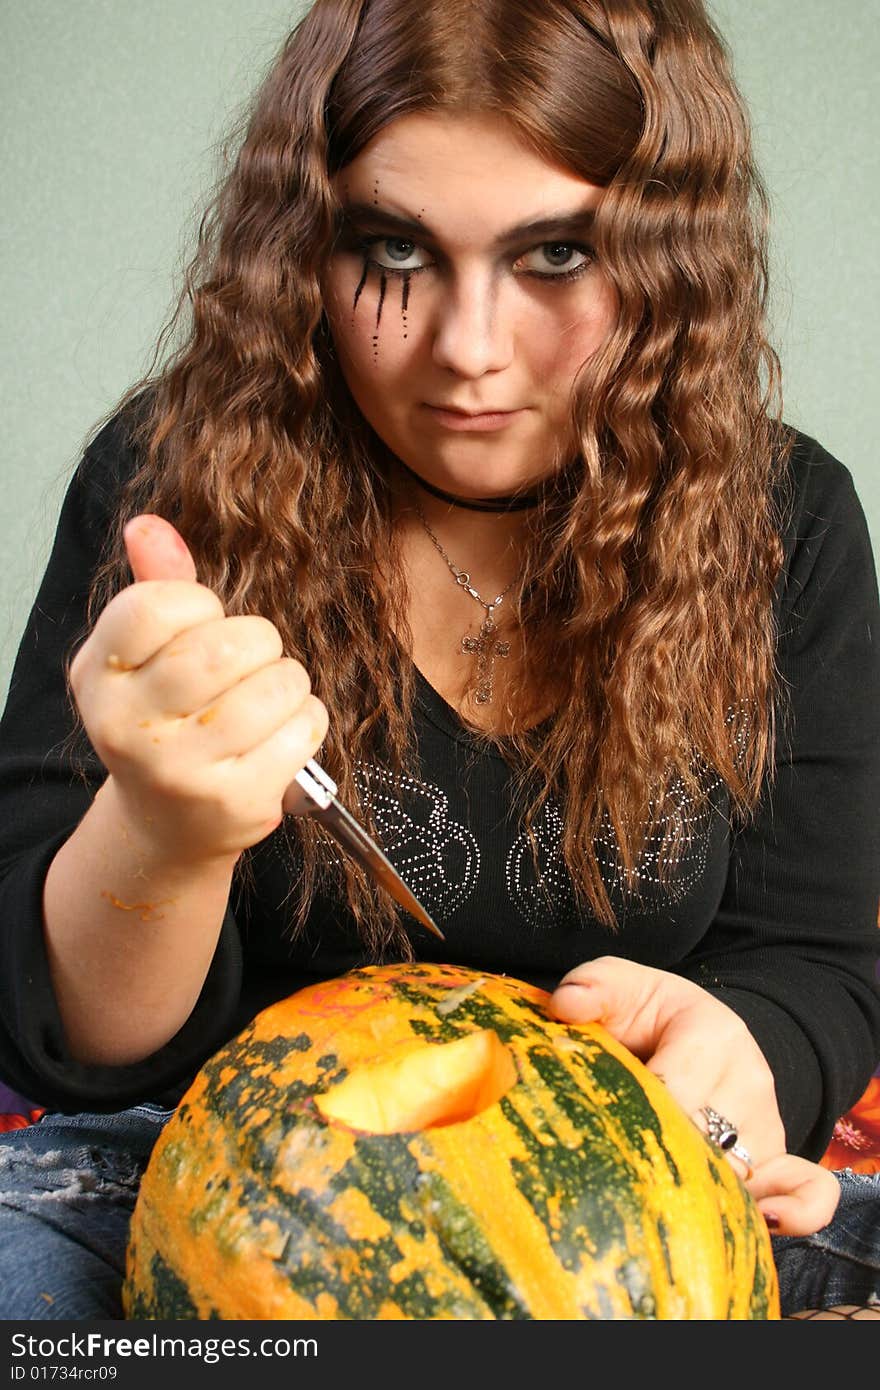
[461,612,511,705]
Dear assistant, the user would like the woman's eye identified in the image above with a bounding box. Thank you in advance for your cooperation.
[364,237,431,272]
[516,243,594,277]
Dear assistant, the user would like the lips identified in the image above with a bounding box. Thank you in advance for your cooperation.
[422,403,526,432]
[427,404,516,416]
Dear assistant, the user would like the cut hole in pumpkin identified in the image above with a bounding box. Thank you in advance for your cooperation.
[314,1029,518,1134]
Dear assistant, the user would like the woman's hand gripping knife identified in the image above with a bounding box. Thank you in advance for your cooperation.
[550,958,841,1238]
[42,514,328,1067]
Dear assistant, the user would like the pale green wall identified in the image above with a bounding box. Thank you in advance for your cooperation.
[2,0,878,701]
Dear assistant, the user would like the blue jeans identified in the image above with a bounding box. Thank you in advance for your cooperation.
[1,1107,878,1320]
[771,1170,880,1312]
[0,1105,173,1320]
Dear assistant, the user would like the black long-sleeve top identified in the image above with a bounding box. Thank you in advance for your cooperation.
[1,409,878,1160]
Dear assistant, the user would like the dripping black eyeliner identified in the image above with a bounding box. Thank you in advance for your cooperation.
[335,211,597,285]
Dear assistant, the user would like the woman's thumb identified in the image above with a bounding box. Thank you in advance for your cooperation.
[548,974,608,1025]
[123,514,198,583]
[547,957,663,1054]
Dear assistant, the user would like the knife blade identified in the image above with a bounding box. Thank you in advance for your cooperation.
[294,758,444,939]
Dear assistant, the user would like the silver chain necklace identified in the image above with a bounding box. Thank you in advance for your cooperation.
[414,503,519,706]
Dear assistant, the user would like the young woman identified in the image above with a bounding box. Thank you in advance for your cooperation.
[0,0,877,1320]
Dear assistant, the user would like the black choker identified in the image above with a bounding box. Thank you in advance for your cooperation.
[396,458,544,513]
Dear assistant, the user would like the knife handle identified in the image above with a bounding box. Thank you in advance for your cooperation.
[293,758,338,812]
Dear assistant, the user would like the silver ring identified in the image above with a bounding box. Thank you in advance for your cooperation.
[728,1141,754,1180]
[700,1105,739,1151]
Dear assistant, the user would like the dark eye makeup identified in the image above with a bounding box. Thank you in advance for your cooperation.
[337,220,596,285]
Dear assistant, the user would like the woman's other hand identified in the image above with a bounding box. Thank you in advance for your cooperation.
[68,513,328,866]
[549,956,838,1234]
[748,1153,840,1236]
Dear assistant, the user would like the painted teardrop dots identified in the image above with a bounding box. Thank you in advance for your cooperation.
[372,271,388,362]
[351,266,411,357]
[348,191,421,354]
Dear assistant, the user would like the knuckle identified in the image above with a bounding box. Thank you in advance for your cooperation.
[68,642,90,696]
[200,785,235,824]
[134,579,222,629]
[175,581,224,621]
[280,657,312,701]
[306,695,329,741]
[146,758,201,804]
[197,616,282,676]
[189,626,237,673]
[245,614,284,658]
[278,695,328,755]
[118,583,162,630]
[90,716,136,765]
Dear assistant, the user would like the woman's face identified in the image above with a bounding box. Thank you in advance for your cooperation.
[323,112,618,500]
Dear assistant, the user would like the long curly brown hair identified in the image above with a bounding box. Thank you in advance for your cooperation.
[70,0,790,947]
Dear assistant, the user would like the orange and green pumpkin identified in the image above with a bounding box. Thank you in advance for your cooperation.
[123,962,779,1320]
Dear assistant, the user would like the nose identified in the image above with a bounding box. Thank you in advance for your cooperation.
[430,268,514,378]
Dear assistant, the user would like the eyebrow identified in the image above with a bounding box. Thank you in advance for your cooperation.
[338,200,598,246]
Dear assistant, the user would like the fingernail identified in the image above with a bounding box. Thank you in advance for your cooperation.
[763,1213,780,1230]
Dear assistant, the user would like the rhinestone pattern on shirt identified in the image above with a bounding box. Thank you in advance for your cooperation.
[504,770,724,929]
[506,800,576,929]
[594,770,725,900]
[292,702,748,931]
[353,763,481,920]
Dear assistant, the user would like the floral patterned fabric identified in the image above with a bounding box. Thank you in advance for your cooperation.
[0,1107,44,1132]
[0,1082,43,1132]
[820,934,880,1174]
[820,1075,880,1175]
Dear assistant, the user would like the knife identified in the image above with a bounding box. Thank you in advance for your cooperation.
[294,758,444,940]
